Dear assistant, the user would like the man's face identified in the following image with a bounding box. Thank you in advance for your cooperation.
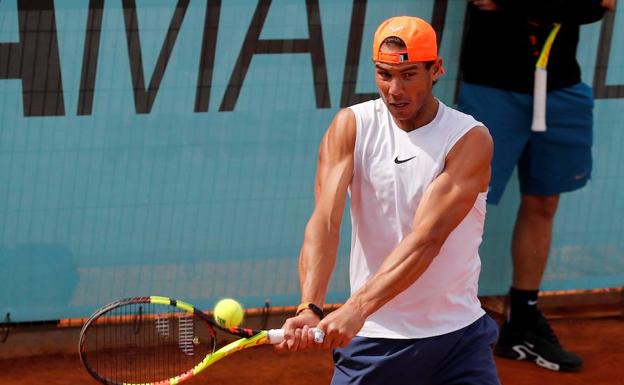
[374,45,441,123]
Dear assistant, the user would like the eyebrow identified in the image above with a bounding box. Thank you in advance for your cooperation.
[375,64,420,73]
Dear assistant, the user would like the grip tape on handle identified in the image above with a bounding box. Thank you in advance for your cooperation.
[267,328,325,344]
[531,68,547,132]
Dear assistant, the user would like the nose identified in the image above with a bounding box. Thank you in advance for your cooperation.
[388,78,403,99]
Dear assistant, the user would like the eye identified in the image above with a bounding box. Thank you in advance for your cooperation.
[403,72,416,79]
[378,71,391,80]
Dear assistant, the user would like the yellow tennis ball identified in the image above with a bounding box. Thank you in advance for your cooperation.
[213,298,244,328]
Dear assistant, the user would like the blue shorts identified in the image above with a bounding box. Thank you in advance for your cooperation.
[331,315,500,385]
[458,82,593,204]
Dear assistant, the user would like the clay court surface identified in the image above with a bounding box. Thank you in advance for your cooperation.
[1,317,622,385]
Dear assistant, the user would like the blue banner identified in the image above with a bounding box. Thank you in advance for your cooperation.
[0,0,622,322]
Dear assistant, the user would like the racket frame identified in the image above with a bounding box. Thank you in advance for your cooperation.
[78,296,277,385]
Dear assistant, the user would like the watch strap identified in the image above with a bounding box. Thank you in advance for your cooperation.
[295,302,324,319]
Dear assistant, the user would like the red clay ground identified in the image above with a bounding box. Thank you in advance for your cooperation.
[1,317,622,384]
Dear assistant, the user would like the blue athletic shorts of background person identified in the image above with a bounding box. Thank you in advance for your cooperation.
[458,82,593,204]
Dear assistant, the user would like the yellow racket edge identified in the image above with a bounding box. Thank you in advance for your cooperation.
[142,331,270,385]
[536,23,561,69]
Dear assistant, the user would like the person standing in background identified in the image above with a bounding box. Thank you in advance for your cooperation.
[459,0,616,372]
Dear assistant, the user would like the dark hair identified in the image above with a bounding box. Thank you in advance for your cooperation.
[381,36,407,49]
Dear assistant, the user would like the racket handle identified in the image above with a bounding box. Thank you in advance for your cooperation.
[267,328,325,344]
[531,68,547,132]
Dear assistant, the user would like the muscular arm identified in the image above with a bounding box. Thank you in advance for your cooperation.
[317,126,493,348]
[278,108,355,350]
[299,108,356,306]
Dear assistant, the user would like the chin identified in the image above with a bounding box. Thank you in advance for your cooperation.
[393,109,415,121]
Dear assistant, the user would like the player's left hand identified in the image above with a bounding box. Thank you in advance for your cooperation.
[276,311,321,352]
[315,302,366,349]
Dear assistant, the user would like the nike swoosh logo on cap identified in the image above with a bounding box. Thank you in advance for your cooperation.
[389,25,404,32]
[394,155,417,164]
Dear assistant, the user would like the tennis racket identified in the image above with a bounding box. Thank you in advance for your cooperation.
[78,296,324,385]
[531,23,561,132]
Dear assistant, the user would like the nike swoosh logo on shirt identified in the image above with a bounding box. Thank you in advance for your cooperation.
[394,155,417,164]
[528,299,539,306]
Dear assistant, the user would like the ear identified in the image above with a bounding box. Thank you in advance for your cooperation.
[431,58,445,81]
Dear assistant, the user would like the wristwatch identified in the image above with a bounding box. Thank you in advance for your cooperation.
[295,302,324,319]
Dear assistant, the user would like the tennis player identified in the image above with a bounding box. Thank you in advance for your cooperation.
[279,16,500,384]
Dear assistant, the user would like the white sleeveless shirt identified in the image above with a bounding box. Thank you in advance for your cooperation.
[348,98,487,339]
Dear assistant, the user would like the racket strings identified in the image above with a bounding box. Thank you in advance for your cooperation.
[82,301,215,384]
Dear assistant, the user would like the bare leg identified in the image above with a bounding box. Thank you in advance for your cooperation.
[511,194,560,290]
[499,194,583,371]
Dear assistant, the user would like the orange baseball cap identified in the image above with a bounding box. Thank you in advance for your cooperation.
[372,16,439,64]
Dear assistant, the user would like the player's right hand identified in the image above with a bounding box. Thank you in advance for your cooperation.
[276,311,321,352]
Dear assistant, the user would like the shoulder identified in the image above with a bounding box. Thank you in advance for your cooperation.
[321,108,356,155]
[443,125,492,192]
[329,108,356,138]
[463,125,492,146]
[447,125,492,162]
[333,107,356,127]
